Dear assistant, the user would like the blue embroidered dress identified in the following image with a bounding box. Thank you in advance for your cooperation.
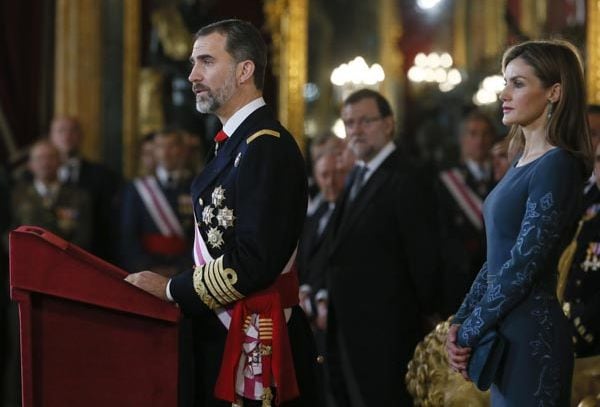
[453,148,582,406]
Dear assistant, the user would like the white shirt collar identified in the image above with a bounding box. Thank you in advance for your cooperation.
[464,159,491,182]
[222,97,266,136]
[58,157,81,183]
[34,180,60,198]
[356,141,396,182]
[155,165,181,185]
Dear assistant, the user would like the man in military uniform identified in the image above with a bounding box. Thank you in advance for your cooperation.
[49,116,120,260]
[11,140,92,249]
[558,107,600,357]
[120,129,194,276]
[435,110,496,316]
[126,19,319,407]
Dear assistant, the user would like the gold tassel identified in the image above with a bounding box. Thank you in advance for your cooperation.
[261,387,273,407]
[557,219,585,302]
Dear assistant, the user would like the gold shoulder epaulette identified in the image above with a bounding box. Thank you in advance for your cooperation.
[246,129,280,144]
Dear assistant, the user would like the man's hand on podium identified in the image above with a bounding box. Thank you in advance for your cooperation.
[125,271,169,301]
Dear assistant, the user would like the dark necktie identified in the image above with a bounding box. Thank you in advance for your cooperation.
[166,174,175,189]
[214,130,228,155]
[348,165,368,202]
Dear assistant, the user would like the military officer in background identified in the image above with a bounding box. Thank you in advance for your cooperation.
[120,129,194,277]
[49,116,120,261]
[558,110,600,357]
[435,110,496,316]
[11,140,92,249]
[125,19,319,407]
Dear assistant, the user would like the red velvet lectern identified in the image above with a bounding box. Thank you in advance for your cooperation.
[9,226,181,406]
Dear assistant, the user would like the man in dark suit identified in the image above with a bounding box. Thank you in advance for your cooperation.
[325,89,439,406]
[49,116,120,261]
[435,111,495,316]
[125,19,319,407]
[120,129,194,276]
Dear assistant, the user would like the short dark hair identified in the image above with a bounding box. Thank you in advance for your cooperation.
[460,110,496,138]
[155,127,185,145]
[195,19,267,90]
[342,88,393,118]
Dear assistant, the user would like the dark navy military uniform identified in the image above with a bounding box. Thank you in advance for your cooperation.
[560,185,600,357]
[169,105,320,407]
[119,173,194,274]
[436,163,494,316]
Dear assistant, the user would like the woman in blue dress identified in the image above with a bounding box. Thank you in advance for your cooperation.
[446,40,593,406]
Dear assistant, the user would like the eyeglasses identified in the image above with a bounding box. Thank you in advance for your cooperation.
[342,116,383,129]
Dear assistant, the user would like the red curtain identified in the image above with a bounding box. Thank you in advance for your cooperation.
[0,1,47,165]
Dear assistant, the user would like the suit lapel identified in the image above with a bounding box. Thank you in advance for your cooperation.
[331,152,397,250]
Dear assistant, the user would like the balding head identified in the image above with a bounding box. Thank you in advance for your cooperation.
[29,140,61,183]
[49,116,83,158]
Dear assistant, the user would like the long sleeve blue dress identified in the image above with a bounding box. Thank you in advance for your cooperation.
[453,147,582,406]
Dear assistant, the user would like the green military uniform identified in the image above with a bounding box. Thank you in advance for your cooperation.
[11,182,92,250]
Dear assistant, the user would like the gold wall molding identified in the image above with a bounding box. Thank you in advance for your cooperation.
[264,0,307,153]
[453,0,467,69]
[122,0,141,179]
[483,0,506,61]
[588,0,600,104]
[54,0,102,161]
[379,0,403,128]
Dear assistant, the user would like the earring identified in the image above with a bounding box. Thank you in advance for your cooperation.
[547,100,554,120]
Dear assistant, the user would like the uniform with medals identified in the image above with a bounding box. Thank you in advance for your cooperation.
[10,180,92,249]
[435,161,494,316]
[169,99,319,407]
[119,168,194,275]
[558,184,600,357]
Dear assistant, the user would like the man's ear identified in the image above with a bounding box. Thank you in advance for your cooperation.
[237,60,255,85]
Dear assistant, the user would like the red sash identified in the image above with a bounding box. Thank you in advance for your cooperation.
[214,270,300,405]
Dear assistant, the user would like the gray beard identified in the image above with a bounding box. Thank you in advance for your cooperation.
[194,72,236,114]
[195,96,220,114]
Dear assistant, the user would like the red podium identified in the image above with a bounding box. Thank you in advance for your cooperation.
[9,226,181,406]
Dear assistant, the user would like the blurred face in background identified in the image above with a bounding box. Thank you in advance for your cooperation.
[589,111,600,153]
[460,118,494,163]
[154,132,185,172]
[491,141,510,182]
[29,142,61,184]
[314,153,345,203]
[138,138,156,176]
[49,117,82,158]
[342,97,393,163]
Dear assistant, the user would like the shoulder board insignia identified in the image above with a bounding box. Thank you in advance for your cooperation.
[246,129,280,144]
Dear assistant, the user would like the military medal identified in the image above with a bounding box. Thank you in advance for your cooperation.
[581,242,600,272]
[234,152,241,167]
[207,227,224,249]
[202,205,215,224]
[217,206,235,228]
[212,185,226,207]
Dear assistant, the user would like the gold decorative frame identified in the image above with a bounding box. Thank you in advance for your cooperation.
[588,0,600,104]
[122,0,141,179]
[264,0,308,153]
[54,0,102,161]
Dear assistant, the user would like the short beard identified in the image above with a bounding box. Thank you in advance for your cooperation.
[195,68,237,114]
